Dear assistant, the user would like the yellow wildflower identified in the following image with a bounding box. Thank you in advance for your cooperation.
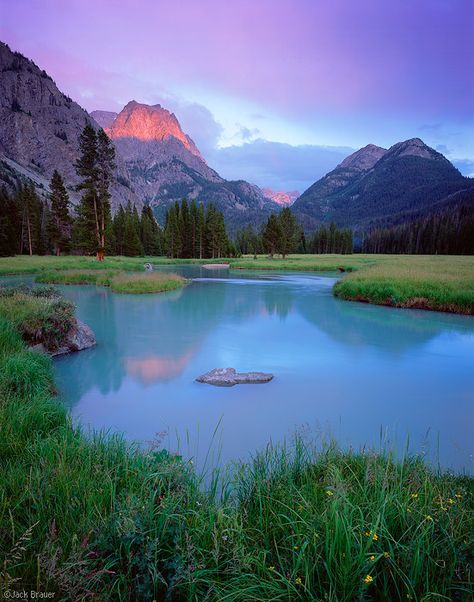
[383,551,390,558]
[369,555,376,561]
[448,498,455,505]
[295,576,302,586]
[364,530,371,537]
[425,515,433,521]
[410,493,418,499]
[293,545,299,551]
[372,532,378,541]
[363,575,374,584]
[269,566,275,571]
[326,490,334,496]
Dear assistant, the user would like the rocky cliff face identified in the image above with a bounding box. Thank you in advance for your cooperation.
[293,138,473,232]
[0,42,277,230]
[100,100,276,232]
[0,42,139,209]
[262,189,299,206]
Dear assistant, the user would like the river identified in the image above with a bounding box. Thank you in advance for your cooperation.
[49,266,474,474]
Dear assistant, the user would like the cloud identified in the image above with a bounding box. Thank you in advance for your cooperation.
[233,124,260,143]
[167,101,224,155]
[436,144,450,155]
[452,159,474,178]
[207,140,353,192]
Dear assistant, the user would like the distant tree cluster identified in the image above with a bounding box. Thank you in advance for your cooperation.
[309,223,353,254]
[362,203,474,255]
[234,210,353,256]
[163,199,233,259]
[261,207,301,258]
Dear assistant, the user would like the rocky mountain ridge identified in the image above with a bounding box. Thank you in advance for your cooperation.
[0,41,138,209]
[293,137,473,233]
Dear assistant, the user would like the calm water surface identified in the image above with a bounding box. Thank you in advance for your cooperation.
[49,266,474,473]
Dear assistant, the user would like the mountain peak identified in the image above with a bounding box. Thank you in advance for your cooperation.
[262,189,299,206]
[105,101,202,159]
[338,143,387,171]
[386,138,442,161]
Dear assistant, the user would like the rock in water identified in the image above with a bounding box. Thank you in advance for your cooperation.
[196,367,273,387]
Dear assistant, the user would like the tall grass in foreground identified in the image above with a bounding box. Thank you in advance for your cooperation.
[0,290,473,600]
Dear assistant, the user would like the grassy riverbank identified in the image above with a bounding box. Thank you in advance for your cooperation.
[334,256,474,315]
[1,254,474,313]
[0,289,473,599]
[36,269,186,294]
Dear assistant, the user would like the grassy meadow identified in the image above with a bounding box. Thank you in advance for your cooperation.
[1,253,473,313]
[0,291,472,598]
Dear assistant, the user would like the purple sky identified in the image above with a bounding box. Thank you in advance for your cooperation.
[1,0,473,190]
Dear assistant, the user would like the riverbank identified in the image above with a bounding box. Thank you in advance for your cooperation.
[334,256,474,315]
[1,254,473,314]
[0,290,472,599]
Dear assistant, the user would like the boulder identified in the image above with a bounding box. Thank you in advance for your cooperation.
[196,367,273,387]
[32,319,96,357]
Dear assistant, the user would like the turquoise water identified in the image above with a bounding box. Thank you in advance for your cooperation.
[50,266,474,473]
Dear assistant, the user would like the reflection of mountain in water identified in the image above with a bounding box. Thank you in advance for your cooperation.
[55,273,474,409]
[296,288,474,354]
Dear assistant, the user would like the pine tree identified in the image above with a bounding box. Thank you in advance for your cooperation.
[122,201,143,256]
[75,125,115,260]
[278,207,298,258]
[262,214,282,257]
[140,205,162,255]
[47,170,72,255]
[0,187,21,256]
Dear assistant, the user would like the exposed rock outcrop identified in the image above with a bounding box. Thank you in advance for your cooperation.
[262,189,300,206]
[196,367,273,386]
[32,319,96,357]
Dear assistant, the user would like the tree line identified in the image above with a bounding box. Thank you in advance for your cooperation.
[362,203,474,255]
[163,199,234,259]
[235,212,353,257]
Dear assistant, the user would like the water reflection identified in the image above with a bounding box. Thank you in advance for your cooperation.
[49,268,474,473]
[126,351,194,384]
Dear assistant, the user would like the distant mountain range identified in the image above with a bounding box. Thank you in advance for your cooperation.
[293,138,474,234]
[0,40,472,239]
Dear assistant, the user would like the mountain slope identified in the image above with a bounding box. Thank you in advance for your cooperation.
[100,101,277,232]
[293,139,473,232]
[0,41,138,209]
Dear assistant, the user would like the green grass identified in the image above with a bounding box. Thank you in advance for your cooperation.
[35,269,186,294]
[0,290,473,599]
[109,271,185,294]
[334,255,474,315]
[0,286,76,351]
